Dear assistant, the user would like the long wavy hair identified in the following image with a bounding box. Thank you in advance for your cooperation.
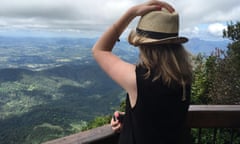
[137,44,193,86]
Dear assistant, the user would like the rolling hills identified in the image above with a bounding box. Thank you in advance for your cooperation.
[0,63,125,144]
[0,36,229,143]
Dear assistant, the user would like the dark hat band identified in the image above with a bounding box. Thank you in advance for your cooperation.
[136,28,178,39]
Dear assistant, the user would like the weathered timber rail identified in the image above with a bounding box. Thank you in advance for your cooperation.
[43,105,240,144]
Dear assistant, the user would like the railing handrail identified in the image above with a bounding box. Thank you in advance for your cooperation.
[187,105,240,128]
[44,124,115,144]
[43,105,240,144]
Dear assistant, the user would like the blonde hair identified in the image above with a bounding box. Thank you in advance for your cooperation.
[128,30,193,87]
[138,44,192,86]
[128,30,147,46]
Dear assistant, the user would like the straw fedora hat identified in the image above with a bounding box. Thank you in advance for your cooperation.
[128,8,188,46]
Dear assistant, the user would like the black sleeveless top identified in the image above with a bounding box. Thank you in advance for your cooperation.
[118,66,191,144]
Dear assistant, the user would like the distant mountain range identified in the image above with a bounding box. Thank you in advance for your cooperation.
[0,36,230,144]
[184,38,229,55]
[0,36,229,71]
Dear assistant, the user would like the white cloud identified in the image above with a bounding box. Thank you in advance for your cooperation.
[181,26,200,37]
[208,23,227,37]
[0,0,239,39]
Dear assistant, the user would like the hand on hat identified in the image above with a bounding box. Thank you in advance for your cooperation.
[132,0,175,17]
[92,0,176,63]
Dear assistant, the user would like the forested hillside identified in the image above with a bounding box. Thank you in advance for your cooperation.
[0,63,124,144]
[0,36,231,143]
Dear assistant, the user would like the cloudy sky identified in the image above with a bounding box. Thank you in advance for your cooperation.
[0,0,239,40]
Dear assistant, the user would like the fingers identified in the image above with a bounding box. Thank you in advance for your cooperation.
[118,111,125,115]
[113,111,125,118]
[111,111,124,132]
[161,2,175,13]
[148,0,175,13]
[110,117,122,132]
[132,0,175,17]
[114,111,120,117]
[111,118,118,127]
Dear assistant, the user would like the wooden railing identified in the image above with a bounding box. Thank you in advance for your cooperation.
[43,105,240,144]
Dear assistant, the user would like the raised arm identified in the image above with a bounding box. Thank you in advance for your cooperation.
[92,0,174,52]
[92,0,174,93]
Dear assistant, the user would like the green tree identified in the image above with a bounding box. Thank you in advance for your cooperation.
[82,115,112,131]
[208,21,240,104]
[191,54,211,104]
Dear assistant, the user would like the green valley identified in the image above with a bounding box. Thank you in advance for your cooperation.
[0,64,124,144]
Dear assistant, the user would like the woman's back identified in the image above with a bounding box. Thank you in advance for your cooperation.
[119,66,190,144]
[92,1,192,144]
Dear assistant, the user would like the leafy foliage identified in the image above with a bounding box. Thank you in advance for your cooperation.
[82,115,112,131]
[190,21,240,143]
[208,21,240,104]
[191,54,211,104]
[223,21,240,41]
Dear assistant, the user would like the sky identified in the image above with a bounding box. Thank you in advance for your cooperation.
[0,0,239,40]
